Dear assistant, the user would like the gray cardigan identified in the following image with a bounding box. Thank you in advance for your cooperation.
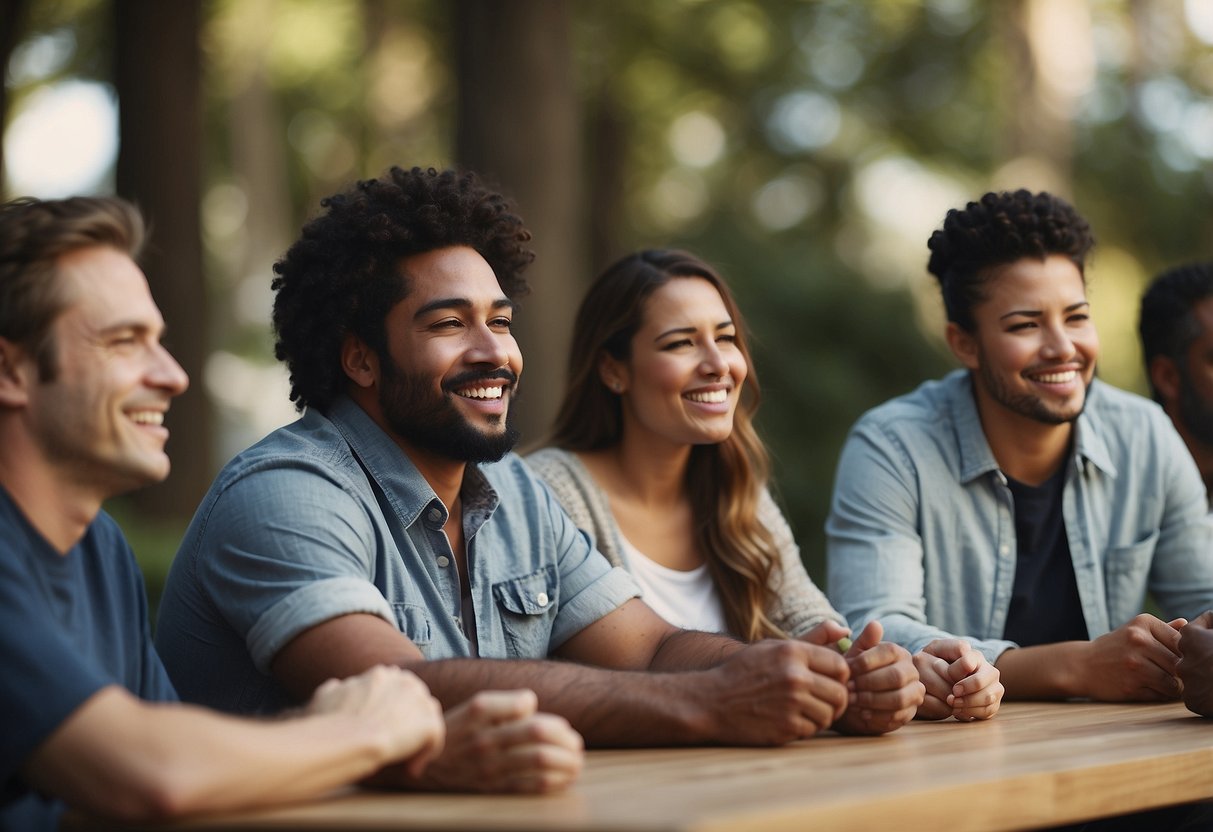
[526,447,845,638]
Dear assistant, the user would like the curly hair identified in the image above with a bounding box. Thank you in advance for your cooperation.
[1140,262,1213,403]
[272,166,534,412]
[547,249,786,642]
[0,195,144,381]
[926,189,1095,332]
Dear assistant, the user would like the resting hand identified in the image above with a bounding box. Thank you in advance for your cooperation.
[699,638,850,745]
[396,690,583,794]
[832,621,924,735]
[1178,611,1213,716]
[1079,614,1184,702]
[913,639,1002,722]
[307,665,445,778]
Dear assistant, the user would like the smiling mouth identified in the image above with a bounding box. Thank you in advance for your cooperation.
[456,386,505,400]
[128,410,165,426]
[1027,369,1079,384]
[685,389,728,404]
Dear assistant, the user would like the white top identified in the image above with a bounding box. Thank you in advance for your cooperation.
[621,537,727,634]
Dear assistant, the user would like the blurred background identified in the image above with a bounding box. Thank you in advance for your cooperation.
[3,0,1213,612]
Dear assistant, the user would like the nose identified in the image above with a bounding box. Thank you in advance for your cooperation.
[466,322,512,369]
[149,342,190,396]
[699,340,729,379]
[1040,322,1077,362]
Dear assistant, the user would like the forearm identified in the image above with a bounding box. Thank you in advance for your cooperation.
[405,657,720,747]
[26,688,395,821]
[994,642,1086,699]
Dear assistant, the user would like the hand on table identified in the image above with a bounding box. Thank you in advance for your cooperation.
[1178,611,1213,716]
[698,637,851,745]
[1080,614,1185,702]
[913,639,1002,722]
[382,689,583,794]
[801,621,922,735]
[307,664,445,778]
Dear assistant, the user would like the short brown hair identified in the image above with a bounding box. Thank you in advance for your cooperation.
[0,196,145,380]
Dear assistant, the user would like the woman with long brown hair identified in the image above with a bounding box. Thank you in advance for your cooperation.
[528,249,1002,727]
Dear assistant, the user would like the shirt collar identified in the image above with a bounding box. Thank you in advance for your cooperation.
[325,394,501,529]
[945,370,1117,484]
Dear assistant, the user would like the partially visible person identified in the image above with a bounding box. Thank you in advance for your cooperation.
[526,249,989,727]
[828,190,1213,705]
[1140,262,1213,505]
[154,167,868,785]
[0,196,445,832]
[1179,611,1213,717]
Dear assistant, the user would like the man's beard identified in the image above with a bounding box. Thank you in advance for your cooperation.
[976,359,1090,426]
[379,359,520,464]
[1178,373,1213,447]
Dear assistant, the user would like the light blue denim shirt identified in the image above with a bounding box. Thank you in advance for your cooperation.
[155,395,640,714]
[826,370,1213,664]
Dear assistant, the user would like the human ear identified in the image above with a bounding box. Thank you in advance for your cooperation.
[340,333,380,389]
[597,352,629,394]
[1149,355,1181,405]
[0,338,31,407]
[945,322,980,370]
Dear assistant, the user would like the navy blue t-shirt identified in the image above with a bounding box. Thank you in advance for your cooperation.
[0,488,177,832]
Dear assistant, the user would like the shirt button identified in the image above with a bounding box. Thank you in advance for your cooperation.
[437,556,450,568]
[428,507,443,523]
[999,545,1009,556]
[536,592,549,607]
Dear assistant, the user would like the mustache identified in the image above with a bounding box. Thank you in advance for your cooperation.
[443,368,518,391]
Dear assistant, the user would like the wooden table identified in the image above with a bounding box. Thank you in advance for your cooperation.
[78,701,1213,832]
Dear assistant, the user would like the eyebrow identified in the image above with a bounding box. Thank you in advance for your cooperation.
[413,297,514,319]
[998,301,1089,321]
[654,320,734,342]
[97,321,161,338]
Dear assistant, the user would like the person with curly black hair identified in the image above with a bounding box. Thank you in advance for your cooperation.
[827,189,1213,709]
[157,167,870,794]
[1140,262,1213,503]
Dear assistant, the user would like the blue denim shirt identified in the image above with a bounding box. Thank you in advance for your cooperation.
[826,370,1213,664]
[155,396,640,714]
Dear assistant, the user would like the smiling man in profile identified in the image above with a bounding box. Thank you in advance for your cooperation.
[155,166,905,793]
[0,196,446,832]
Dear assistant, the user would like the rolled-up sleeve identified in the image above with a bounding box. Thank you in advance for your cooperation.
[540,484,641,650]
[197,464,395,673]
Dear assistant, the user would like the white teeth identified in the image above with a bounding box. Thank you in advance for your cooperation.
[686,389,728,404]
[1033,371,1077,384]
[129,411,164,426]
[458,386,503,400]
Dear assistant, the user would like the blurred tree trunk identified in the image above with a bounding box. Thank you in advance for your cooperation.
[453,0,584,446]
[998,0,1093,195]
[0,0,31,188]
[114,0,211,521]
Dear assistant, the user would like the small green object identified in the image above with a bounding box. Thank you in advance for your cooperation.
[836,637,853,654]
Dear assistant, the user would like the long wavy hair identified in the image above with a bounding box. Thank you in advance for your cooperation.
[548,249,784,641]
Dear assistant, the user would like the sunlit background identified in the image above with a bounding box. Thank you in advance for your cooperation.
[4,0,1213,600]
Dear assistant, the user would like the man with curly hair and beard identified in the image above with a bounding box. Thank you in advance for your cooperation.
[157,167,876,794]
[827,190,1213,713]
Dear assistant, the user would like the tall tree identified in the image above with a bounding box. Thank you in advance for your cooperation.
[0,0,31,187]
[453,0,585,444]
[114,0,211,520]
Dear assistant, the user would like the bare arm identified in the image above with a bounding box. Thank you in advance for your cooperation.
[21,666,443,823]
[273,600,852,748]
[994,614,1184,701]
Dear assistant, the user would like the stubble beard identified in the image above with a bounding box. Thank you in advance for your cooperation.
[378,358,520,464]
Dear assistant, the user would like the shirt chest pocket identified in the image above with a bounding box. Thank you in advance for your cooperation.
[1103,529,1159,623]
[492,565,557,659]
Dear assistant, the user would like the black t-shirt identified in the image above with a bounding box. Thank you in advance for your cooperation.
[1001,467,1089,647]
